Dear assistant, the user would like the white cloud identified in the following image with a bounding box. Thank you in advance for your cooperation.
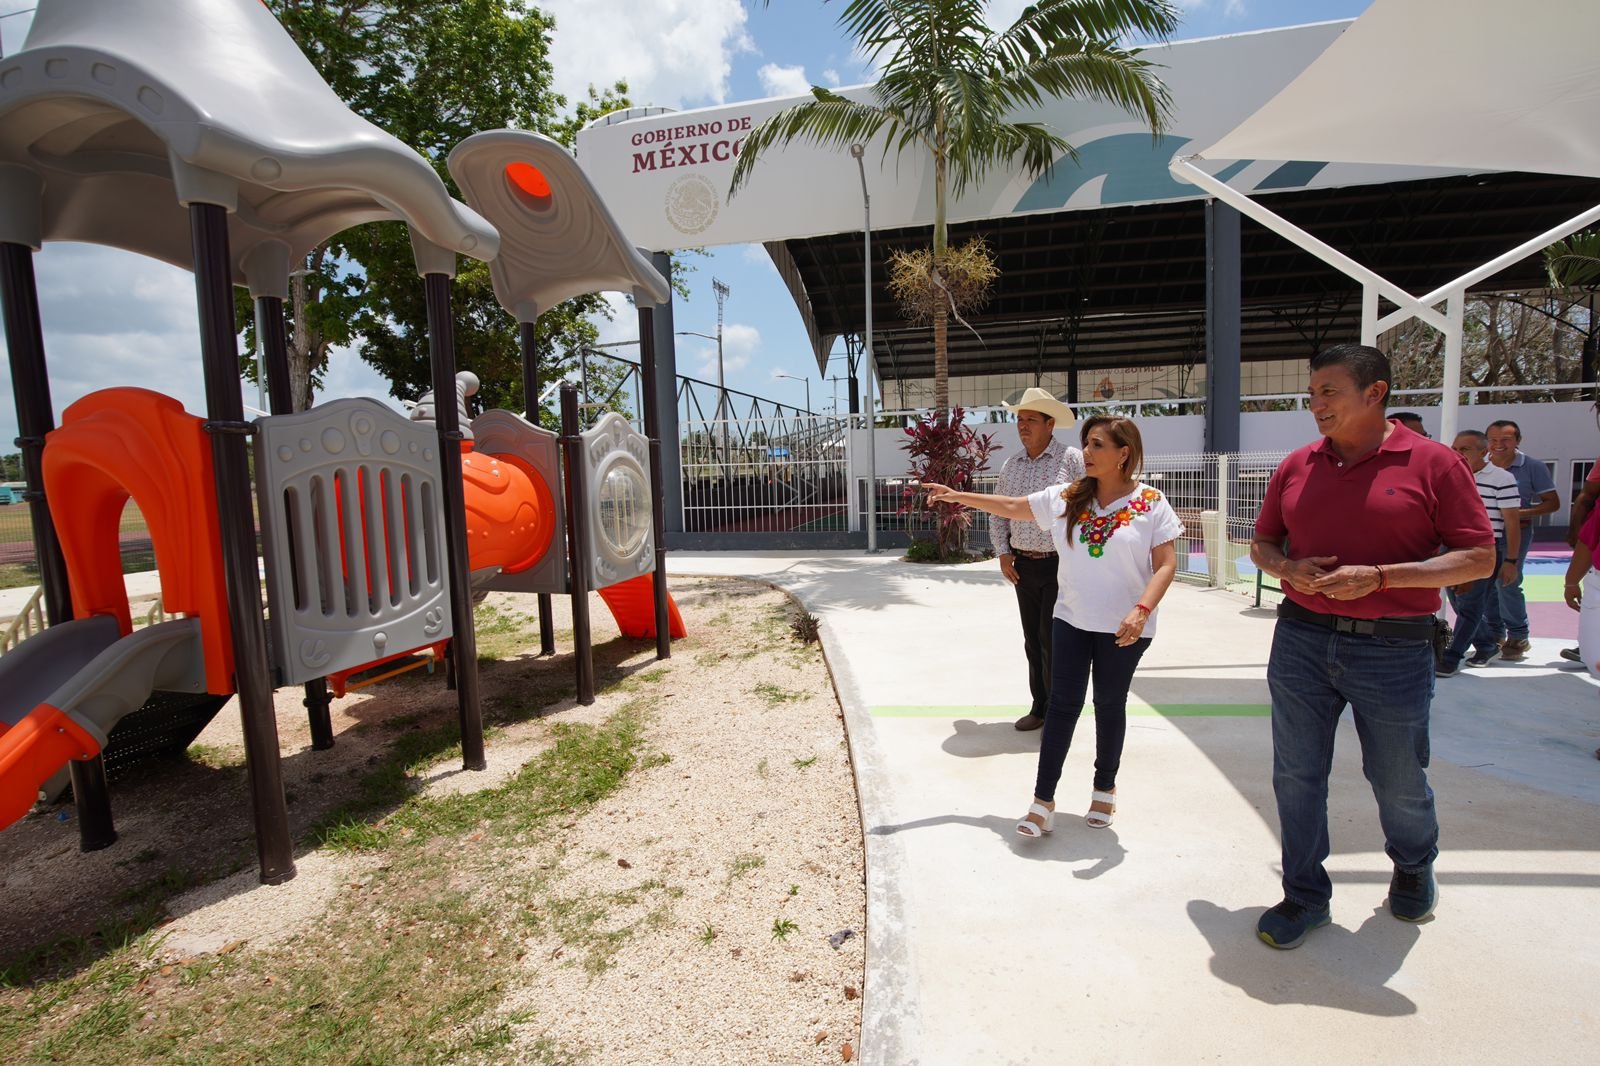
[692,322,759,379]
[821,69,841,88]
[313,342,405,414]
[1223,0,1248,18]
[540,0,754,110]
[740,244,777,270]
[758,62,812,98]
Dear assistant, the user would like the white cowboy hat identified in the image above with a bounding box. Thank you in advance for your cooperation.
[1002,387,1076,428]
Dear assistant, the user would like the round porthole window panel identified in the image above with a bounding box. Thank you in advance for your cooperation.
[595,460,651,558]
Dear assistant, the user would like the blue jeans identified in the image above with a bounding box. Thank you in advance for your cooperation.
[1266,618,1440,910]
[1033,618,1150,801]
[1444,543,1505,666]
[1485,529,1534,641]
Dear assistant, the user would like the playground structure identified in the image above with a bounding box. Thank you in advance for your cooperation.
[0,0,683,884]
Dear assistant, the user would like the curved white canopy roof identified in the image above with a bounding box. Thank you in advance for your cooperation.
[448,130,670,323]
[0,0,498,293]
[1193,0,1600,179]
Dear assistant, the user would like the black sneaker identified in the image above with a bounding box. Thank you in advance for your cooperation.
[1435,659,1461,678]
[1466,646,1500,668]
[1256,899,1331,949]
[1560,646,1582,664]
[1388,865,1438,922]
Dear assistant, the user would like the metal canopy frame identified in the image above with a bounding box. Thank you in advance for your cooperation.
[777,172,1600,398]
[1169,160,1600,442]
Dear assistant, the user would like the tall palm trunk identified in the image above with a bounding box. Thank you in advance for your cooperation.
[932,302,949,415]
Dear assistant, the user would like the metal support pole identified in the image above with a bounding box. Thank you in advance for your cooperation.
[649,253,684,535]
[189,203,295,885]
[422,272,487,771]
[637,304,671,659]
[1204,199,1242,453]
[1440,290,1466,445]
[255,294,335,750]
[561,385,595,703]
[519,320,557,657]
[0,242,117,851]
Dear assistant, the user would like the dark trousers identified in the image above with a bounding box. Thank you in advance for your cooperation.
[1013,553,1059,718]
[1034,618,1151,801]
[1444,542,1505,666]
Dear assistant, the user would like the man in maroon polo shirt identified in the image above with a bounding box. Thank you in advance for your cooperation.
[1249,344,1494,950]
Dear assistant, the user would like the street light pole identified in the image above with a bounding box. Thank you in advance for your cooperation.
[850,143,879,552]
[775,372,811,415]
[711,278,731,466]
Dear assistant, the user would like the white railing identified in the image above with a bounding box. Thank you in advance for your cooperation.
[680,415,851,534]
[0,584,45,656]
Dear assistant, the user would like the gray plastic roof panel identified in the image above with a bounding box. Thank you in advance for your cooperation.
[254,398,453,686]
[0,0,498,291]
[446,129,670,322]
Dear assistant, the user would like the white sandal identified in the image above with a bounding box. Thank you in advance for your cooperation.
[1016,802,1055,837]
[1085,790,1116,829]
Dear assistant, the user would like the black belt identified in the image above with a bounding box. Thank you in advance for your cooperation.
[1277,599,1436,639]
[1012,548,1057,560]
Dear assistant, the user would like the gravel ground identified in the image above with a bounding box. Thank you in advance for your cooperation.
[0,576,865,1063]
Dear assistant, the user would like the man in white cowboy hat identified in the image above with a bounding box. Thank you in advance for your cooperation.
[991,387,1085,730]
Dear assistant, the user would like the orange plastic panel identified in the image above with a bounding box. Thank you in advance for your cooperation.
[460,445,554,575]
[597,574,687,640]
[0,704,100,832]
[43,389,234,694]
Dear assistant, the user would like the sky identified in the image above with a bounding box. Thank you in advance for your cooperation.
[0,0,1371,450]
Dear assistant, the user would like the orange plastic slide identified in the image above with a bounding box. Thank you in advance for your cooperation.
[597,573,688,640]
[0,705,100,830]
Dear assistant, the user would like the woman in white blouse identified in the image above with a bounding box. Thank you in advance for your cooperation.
[925,415,1182,835]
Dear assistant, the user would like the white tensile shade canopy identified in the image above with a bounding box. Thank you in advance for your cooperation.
[1173,0,1600,442]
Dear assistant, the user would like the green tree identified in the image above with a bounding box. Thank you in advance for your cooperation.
[1546,227,1600,388]
[730,0,1179,414]
[242,2,628,422]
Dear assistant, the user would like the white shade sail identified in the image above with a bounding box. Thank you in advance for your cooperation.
[1193,0,1600,180]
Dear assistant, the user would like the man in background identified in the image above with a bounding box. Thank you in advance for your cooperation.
[1438,430,1521,675]
[990,389,1085,731]
[1393,412,1429,438]
[1484,420,1559,660]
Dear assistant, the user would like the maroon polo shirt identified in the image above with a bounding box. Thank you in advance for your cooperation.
[1256,420,1493,618]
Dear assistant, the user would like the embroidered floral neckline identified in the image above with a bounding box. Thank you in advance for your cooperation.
[1072,486,1161,557]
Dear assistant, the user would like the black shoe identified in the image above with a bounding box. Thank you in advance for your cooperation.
[1256,899,1331,949]
[1466,646,1500,667]
[1388,865,1438,922]
[1014,713,1045,731]
[1560,646,1582,664]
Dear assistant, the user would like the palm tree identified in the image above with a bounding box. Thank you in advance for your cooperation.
[730,0,1180,415]
[1546,227,1600,390]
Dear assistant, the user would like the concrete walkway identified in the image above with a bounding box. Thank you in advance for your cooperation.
[673,551,1600,1065]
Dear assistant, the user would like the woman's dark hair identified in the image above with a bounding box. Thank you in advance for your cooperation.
[1061,415,1145,545]
[1310,343,1392,404]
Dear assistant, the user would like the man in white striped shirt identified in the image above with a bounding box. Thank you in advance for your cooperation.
[1439,430,1522,675]
[989,389,1086,730]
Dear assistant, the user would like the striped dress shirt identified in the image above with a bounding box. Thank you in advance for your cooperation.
[989,436,1087,555]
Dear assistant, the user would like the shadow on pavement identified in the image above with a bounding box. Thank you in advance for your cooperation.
[940,719,1042,758]
[870,812,1126,879]
[1187,899,1419,1016]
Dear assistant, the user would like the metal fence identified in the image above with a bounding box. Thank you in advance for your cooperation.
[679,415,850,533]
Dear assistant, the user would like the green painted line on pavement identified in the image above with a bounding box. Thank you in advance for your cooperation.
[870,703,1272,719]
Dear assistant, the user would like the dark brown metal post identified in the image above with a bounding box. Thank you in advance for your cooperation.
[637,305,671,660]
[256,295,335,750]
[190,204,294,885]
[520,319,556,657]
[1,242,117,852]
[561,385,595,704]
[423,272,487,771]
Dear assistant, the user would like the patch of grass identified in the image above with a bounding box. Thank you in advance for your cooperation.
[788,884,800,897]
[473,602,539,661]
[753,683,805,706]
[771,918,798,942]
[727,852,766,882]
[184,744,242,769]
[614,667,667,694]
[699,924,718,946]
[2,709,648,1061]
[791,755,818,770]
